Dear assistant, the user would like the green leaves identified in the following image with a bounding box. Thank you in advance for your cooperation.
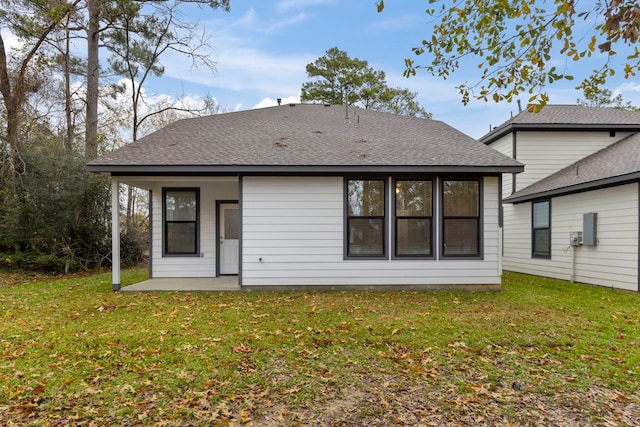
[301,47,431,118]
[379,0,640,107]
[301,47,371,105]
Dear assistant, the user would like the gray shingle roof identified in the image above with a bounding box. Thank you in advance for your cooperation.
[505,133,640,203]
[88,104,522,174]
[480,105,640,144]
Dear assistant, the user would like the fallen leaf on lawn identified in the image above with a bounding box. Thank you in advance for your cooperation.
[240,409,252,423]
[448,341,468,348]
[233,344,253,354]
[121,383,135,394]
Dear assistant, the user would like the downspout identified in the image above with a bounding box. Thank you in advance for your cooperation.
[148,190,152,279]
[498,175,503,277]
[238,174,243,288]
[511,131,517,195]
[570,246,575,283]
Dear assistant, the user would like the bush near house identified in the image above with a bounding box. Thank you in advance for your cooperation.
[0,146,147,273]
[0,269,638,425]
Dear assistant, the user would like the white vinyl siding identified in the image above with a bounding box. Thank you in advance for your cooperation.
[149,178,239,278]
[503,184,639,291]
[242,176,502,287]
[487,134,514,197]
[514,131,633,192]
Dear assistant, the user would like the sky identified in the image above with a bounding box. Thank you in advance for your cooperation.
[6,0,640,139]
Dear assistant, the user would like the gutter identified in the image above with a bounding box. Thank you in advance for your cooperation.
[504,172,640,204]
[87,164,525,175]
[480,124,640,145]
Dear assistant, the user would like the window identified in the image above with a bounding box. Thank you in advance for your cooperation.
[532,200,551,258]
[442,180,480,257]
[163,189,199,255]
[346,179,385,257]
[395,180,433,257]
[345,177,483,260]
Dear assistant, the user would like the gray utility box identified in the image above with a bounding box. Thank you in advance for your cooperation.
[569,231,583,246]
[583,212,597,246]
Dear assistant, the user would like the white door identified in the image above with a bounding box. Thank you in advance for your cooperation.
[219,203,239,275]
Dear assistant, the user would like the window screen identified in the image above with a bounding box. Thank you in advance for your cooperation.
[346,179,385,257]
[532,200,551,258]
[442,180,480,256]
[164,189,198,255]
[395,180,432,256]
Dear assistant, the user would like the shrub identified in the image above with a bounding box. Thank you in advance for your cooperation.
[0,144,112,272]
[0,251,78,272]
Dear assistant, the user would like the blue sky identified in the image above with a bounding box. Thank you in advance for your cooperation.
[146,1,640,138]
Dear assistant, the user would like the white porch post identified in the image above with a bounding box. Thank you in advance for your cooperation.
[111,178,121,291]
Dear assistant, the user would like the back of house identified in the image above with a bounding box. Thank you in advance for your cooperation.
[481,105,640,292]
[88,103,523,291]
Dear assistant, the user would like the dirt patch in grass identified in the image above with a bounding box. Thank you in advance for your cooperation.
[251,371,640,426]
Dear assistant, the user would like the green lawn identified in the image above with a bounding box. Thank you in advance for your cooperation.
[0,269,638,425]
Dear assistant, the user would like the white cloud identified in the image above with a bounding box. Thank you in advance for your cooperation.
[160,28,313,100]
[276,0,336,14]
[613,82,640,106]
[253,95,300,109]
[365,15,422,33]
[230,6,309,34]
[155,7,318,101]
[617,82,640,92]
[235,8,257,26]
[1,29,23,51]
[262,12,309,33]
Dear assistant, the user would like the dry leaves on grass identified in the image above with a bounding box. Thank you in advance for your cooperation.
[253,379,640,426]
[1,270,639,425]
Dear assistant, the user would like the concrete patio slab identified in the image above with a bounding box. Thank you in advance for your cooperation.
[121,276,240,292]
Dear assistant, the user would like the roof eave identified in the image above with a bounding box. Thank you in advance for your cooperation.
[504,172,640,204]
[481,123,640,145]
[87,164,525,175]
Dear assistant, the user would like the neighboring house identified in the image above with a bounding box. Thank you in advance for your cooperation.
[480,105,640,292]
[88,103,522,291]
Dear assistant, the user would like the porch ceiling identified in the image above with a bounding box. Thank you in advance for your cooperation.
[113,175,239,190]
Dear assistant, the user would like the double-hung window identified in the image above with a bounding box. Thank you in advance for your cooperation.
[346,179,386,257]
[442,180,481,257]
[163,188,199,256]
[394,180,433,257]
[532,200,551,258]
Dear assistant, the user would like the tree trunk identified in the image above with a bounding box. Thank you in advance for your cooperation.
[0,35,25,181]
[64,24,74,153]
[85,0,101,159]
[126,184,134,227]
